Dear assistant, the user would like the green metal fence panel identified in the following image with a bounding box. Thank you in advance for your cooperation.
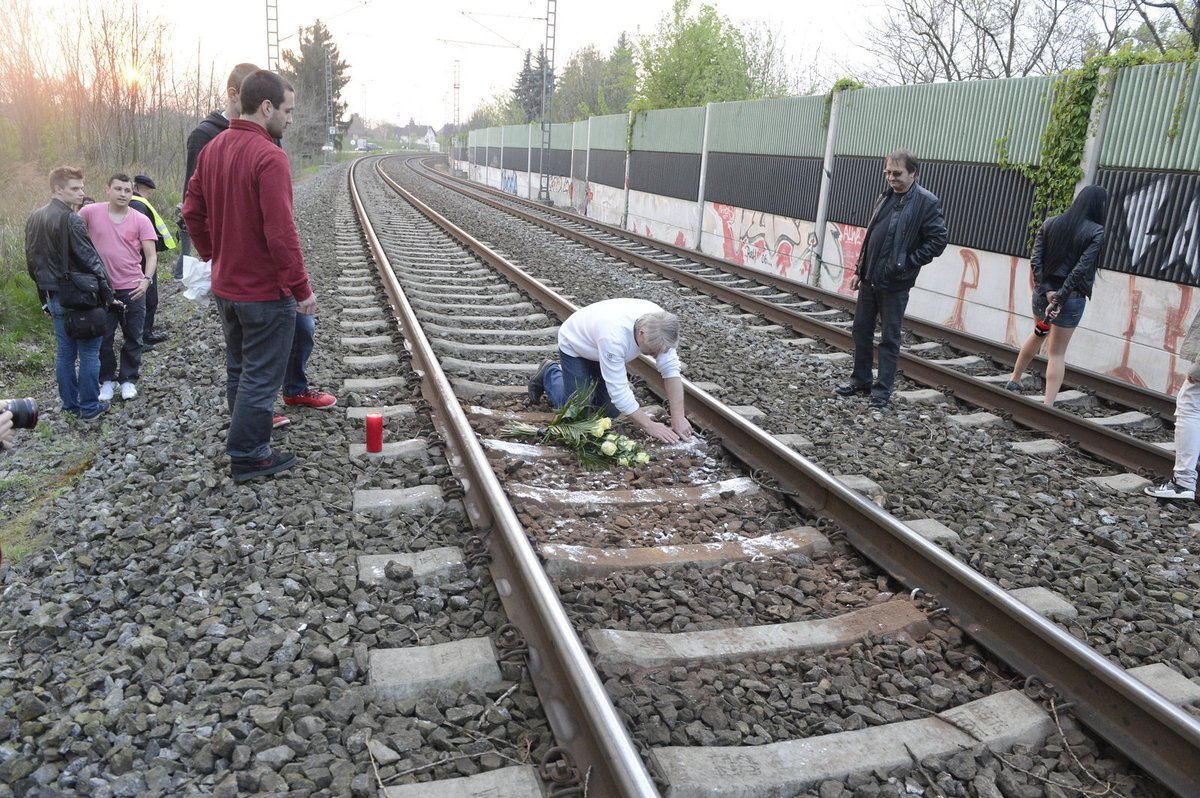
[468,129,479,147]
[1102,62,1200,172]
[573,120,589,150]
[501,125,532,148]
[589,113,628,151]
[551,122,572,149]
[631,107,705,154]
[706,96,826,157]
[835,76,1054,164]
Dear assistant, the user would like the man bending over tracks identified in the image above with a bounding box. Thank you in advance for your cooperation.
[527,298,693,444]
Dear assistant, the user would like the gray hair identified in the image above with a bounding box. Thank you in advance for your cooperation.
[635,311,680,351]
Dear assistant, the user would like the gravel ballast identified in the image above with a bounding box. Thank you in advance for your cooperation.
[0,163,554,797]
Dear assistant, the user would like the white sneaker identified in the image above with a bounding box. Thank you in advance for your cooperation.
[120,382,138,401]
[98,381,117,402]
[1144,481,1195,501]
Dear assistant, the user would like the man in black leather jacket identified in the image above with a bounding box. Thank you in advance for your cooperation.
[836,150,948,408]
[25,166,118,420]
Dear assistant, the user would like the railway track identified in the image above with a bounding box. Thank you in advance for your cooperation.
[403,156,1178,478]
[339,155,1200,796]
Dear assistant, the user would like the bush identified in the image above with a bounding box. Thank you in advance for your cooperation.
[0,218,53,394]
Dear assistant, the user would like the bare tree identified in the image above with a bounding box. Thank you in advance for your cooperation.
[1125,0,1200,51]
[0,0,226,196]
[741,22,800,96]
[0,0,52,161]
[864,0,1124,84]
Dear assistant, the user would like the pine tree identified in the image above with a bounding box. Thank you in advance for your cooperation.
[279,20,351,158]
[511,47,556,123]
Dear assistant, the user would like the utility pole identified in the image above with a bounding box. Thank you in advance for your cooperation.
[265,0,280,70]
[453,60,461,131]
[325,44,336,157]
[537,0,557,202]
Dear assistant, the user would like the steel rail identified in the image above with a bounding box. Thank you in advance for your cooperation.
[423,158,1176,421]
[404,158,1173,476]
[399,156,1200,795]
[351,158,661,798]
[680,383,1200,797]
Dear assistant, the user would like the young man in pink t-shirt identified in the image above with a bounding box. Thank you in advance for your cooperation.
[79,174,157,402]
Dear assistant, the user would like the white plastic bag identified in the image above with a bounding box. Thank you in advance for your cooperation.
[181,255,212,304]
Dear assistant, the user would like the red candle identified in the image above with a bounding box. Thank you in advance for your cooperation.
[366,412,383,453]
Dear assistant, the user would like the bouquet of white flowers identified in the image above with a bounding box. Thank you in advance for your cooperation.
[501,386,652,469]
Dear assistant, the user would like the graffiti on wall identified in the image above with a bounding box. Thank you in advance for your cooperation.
[629,192,695,248]
[709,204,810,281]
[830,223,864,295]
[720,199,1200,393]
[941,250,981,331]
[1103,172,1200,285]
[569,179,592,215]
[1163,285,1195,394]
[501,170,518,195]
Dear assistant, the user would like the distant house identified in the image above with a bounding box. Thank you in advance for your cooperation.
[397,121,440,152]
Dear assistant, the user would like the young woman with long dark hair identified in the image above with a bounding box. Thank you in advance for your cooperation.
[1007,185,1108,405]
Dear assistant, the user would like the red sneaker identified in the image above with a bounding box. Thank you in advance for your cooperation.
[272,415,291,429]
[282,389,338,409]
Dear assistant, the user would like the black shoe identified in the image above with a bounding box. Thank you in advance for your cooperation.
[527,359,555,404]
[869,395,889,409]
[78,402,112,422]
[231,451,297,483]
[144,331,169,345]
[835,382,870,397]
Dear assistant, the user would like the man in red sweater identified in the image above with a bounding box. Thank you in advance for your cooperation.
[183,70,315,483]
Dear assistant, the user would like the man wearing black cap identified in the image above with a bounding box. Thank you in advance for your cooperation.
[129,175,177,346]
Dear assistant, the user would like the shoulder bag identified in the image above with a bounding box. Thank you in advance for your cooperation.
[55,212,101,310]
[64,306,108,340]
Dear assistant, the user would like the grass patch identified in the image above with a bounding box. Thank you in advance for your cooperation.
[0,438,99,565]
[0,212,55,398]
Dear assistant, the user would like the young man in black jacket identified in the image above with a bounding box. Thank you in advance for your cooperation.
[24,166,119,420]
[176,62,260,278]
[180,63,337,429]
[836,150,948,408]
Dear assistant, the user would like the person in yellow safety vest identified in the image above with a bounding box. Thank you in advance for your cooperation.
[130,175,177,346]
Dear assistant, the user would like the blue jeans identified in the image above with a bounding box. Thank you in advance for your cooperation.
[850,285,911,399]
[48,294,104,417]
[283,313,316,396]
[101,289,146,384]
[1033,292,1086,329]
[544,350,618,417]
[215,296,297,460]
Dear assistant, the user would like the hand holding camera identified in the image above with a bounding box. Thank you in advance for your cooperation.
[0,398,36,452]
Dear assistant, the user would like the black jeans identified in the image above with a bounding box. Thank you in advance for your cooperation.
[143,272,160,335]
[101,289,146,384]
[850,284,911,399]
[215,295,296,460]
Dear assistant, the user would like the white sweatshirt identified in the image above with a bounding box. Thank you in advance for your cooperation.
[557,298,681,415]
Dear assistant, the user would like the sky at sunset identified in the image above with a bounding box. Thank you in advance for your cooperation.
[144,0,878,127]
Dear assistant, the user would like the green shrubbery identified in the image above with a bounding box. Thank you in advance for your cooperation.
[0,190,53,395]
